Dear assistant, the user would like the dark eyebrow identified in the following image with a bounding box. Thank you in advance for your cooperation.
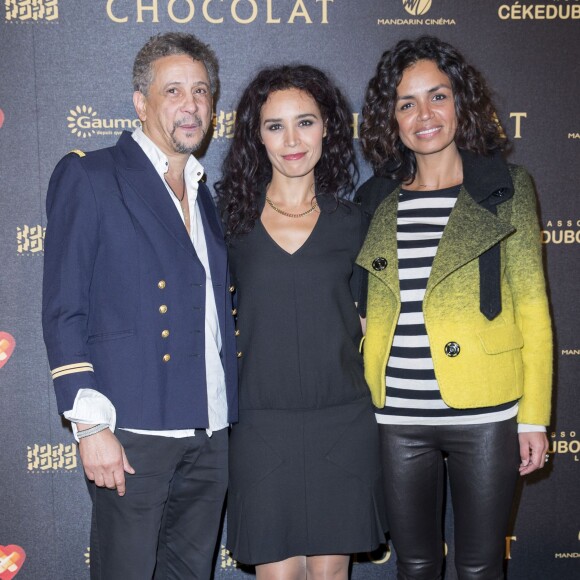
[262,113,318,124]
[397,83,452,101]
[427,83,452,94]
[164,80,210,89]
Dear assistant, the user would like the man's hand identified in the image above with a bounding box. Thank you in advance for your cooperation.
[78,425,135,496]
[518,431,549,476]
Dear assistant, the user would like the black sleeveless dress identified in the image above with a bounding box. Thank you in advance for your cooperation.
[226,196,385,565]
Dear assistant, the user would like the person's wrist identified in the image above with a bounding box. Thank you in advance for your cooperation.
[77,423,109,439]
[77,423,98,430]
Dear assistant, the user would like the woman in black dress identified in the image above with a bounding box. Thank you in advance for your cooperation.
[216,65,385,579]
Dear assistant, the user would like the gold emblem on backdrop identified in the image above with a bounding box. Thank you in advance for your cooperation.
[219,546,242,570]
[4,0,59,21]
[68,105,98,139]
[541,219,580,245]
[498,1,580,21]
[212,111,237,139]
[17,225,45,255]
[549,430,579,461]
[27,443,78,472]
[403,0,432,16]
[67,106,141,139]
[377,0,456,26]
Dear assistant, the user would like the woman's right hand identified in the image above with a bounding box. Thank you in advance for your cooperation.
[518,431,549,475]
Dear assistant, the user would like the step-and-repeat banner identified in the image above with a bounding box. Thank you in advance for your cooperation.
[1,1,578,578]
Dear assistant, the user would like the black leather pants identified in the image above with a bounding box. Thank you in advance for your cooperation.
[379,419,520,580]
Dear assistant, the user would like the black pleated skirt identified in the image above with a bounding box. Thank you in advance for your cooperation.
[226,397,386,565]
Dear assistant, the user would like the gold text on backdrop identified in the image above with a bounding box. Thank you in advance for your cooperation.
[106,0,336,25]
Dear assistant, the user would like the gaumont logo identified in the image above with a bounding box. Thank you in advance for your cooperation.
[403,0,432,16]
[68,105,97,138]
[67,105,140,138]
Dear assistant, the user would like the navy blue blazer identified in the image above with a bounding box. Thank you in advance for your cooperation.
[42,131,238,429]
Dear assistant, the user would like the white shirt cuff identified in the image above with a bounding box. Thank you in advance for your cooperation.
[517,423,546,433]
[63,388,117,441]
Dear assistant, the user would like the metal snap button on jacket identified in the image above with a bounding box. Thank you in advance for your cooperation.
[372,257,388,271]
[444,342,460,357]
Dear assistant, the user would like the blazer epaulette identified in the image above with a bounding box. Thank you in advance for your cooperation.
[69,149,86,157]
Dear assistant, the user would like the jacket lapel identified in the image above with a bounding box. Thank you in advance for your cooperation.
[113,132,197,259]
[196,183,230,342]
[427,187,515,292]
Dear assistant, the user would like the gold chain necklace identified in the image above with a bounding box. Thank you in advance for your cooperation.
[266,196,318,218]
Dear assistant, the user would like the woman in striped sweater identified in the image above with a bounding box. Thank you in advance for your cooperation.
[356,36,552,579]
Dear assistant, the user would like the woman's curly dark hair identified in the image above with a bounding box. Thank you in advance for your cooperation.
[361,36,508,182]
[215,64,357,239]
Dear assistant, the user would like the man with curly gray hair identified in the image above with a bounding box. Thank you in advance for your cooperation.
[43,32,238,579]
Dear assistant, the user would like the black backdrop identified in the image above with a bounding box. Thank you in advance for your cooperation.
[1,1,579,578]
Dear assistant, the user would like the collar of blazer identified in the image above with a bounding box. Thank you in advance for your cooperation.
[355,148,514,218]
[356,149,515,320]
[113,131,226,273]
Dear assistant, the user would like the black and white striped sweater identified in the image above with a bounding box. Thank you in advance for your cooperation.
[375,185,518,426]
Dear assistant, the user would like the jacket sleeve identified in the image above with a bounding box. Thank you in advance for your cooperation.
[506,166,552,425]
[352,201,370,317]
[42,153,100,414]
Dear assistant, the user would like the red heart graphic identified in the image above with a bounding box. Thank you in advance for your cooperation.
[0,545,26,579]
[0,332,15,370]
